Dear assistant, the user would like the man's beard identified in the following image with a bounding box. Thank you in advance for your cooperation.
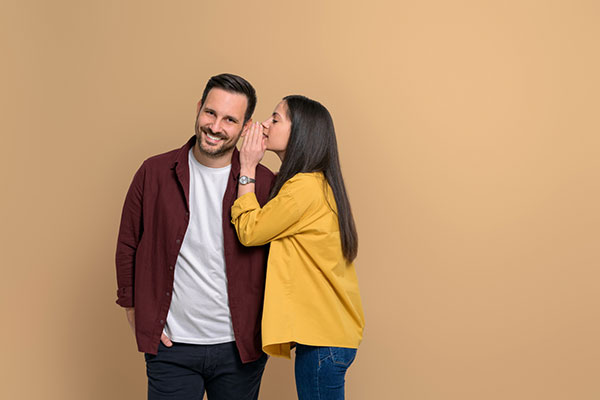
[195,122,238,158]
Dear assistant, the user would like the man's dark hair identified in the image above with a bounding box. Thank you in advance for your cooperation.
[200,73,257,123]
[269,95,359,262]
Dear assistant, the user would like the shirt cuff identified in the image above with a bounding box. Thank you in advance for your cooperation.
[116,286,134,307]
[231,192,261,221]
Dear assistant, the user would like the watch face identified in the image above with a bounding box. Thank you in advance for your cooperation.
[239,176,255,184]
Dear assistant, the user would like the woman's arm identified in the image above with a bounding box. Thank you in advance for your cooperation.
[237,122,267,198]
[231,185,303,246]
[233,121,303,246]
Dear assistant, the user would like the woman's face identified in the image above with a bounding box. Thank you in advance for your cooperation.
[262,100,292,160]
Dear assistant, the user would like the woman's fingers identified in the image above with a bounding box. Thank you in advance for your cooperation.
[245,123,258,147]
[241,128,249,151]
[250,122,256,144]
[245,123,255,146]
[240,122,266,167]
[253,122,262,147]
[248,122,261,148]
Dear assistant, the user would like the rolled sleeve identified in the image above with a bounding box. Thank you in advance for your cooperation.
[116,286,134,307]
[231,186,304,247]
[231,192,261,220]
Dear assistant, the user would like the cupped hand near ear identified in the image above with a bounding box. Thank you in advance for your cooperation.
[240,122,267,170]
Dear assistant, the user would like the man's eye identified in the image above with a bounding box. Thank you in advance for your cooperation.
[205,110,214,115]
[227,118,236,123]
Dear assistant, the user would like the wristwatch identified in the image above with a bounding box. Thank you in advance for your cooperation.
[239,175,256,185]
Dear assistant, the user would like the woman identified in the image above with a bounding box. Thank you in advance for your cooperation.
[231,95,365,400]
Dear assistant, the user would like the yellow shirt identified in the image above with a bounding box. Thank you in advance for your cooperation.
[231,172,365,358]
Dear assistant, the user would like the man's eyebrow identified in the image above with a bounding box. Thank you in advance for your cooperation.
[204,107,240,122]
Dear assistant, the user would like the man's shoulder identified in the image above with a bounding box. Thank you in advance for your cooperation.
[143,149,181,168]
[255,163,275,179]
[255,163,276,192]
[140,145,186,171]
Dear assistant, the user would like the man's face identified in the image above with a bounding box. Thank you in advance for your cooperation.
[195,88,249,158]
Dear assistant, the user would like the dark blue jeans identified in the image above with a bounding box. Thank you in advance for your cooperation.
[144,341,267,400]
[295,344,357,400]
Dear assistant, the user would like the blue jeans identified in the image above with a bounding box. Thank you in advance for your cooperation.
[294,344,357,400]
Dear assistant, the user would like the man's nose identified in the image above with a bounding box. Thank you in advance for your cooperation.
[210,118,223,133]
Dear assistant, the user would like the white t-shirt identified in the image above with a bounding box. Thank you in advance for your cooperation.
[163,149,235,344]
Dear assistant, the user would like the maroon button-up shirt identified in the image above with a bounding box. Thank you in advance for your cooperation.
[115,136,275,362]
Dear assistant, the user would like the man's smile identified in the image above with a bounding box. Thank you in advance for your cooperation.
[202,128,226,145]
[206,132,224,143]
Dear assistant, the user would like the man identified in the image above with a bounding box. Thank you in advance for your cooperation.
[115,73,275,399]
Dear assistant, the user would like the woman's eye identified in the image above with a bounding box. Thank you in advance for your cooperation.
[272,119,278,124]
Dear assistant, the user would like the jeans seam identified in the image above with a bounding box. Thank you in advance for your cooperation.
[316,349,322,400]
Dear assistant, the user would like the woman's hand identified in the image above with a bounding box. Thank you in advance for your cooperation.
[240,122,267,173]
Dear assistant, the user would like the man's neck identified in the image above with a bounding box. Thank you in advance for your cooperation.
[192,143,233,168]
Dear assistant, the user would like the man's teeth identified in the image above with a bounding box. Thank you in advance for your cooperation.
[206,132,223,141]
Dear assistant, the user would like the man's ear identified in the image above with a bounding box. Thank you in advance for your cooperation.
[241,119,252,137]
[196,101,202,114]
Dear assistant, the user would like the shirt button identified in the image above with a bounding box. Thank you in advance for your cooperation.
[169,266,174,271]
[185,212,189,217]
[166,291,170,296]
[175,239,181,244]
[159,320,164,324]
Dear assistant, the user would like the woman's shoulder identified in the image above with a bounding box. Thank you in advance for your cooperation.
[279,172,325,195]
[284,172,325,187]
[279,172,327,207]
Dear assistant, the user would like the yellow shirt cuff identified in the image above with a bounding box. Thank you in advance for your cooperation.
[231,192,260,222]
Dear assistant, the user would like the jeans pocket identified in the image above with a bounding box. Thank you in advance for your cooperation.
[317,346,332,364]
[330,347,357,367]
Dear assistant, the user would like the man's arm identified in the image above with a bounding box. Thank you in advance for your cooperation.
[125,307,135,332]
[115,163,173,347]
[115,163,146,308]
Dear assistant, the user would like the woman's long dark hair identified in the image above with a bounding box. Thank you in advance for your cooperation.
[269,95,358,262]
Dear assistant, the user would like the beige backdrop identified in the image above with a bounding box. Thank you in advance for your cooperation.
[1,0,599,399]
